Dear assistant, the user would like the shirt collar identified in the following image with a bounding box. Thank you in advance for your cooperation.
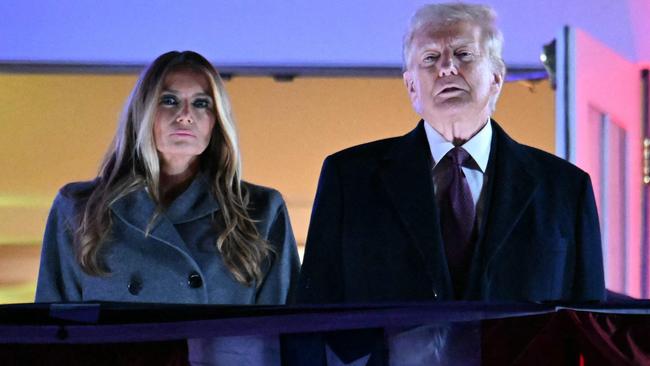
[424,119,492,172]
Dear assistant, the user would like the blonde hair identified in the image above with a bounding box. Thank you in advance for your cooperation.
[75,51,272,286]
[403,3,506,112]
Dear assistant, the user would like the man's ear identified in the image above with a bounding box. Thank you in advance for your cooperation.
[492,72,504,93]
[403,71,415,94]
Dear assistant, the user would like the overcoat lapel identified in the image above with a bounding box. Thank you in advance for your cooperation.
[379,121,453,295]
[110,175,220,256]
[480,122,539,266]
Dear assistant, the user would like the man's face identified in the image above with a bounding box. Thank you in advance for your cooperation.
[403,21,502,127]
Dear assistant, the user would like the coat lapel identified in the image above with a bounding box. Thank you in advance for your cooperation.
[379,121,453,295]
[480,121,539,266]
[109,174,220,255]
[164,174,220,224]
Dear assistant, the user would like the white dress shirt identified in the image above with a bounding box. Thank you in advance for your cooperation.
[424,120,492,223]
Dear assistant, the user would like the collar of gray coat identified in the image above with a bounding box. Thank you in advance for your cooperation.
[110,172,221,231]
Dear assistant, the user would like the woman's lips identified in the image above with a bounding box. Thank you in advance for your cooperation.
[171,130,195,137]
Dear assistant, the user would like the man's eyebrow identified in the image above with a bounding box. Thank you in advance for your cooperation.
[418,37,477,50]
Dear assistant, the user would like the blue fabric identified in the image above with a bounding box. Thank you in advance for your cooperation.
[35,174,300,305]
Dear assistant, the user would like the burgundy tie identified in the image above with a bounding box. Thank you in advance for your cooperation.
[438,146,476,298]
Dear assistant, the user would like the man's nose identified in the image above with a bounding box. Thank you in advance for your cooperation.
[438,54,458,77]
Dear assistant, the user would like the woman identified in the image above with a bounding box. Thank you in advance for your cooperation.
[35,51,299,306]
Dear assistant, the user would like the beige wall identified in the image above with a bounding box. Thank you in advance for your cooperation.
[0,73,553,303]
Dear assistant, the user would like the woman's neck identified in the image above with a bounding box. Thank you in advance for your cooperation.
[159,158,199,207]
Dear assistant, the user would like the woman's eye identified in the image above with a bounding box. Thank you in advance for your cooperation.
[192,99,211,109]
[160,95,178,106]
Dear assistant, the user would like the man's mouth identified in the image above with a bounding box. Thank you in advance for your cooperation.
[439,86,464,94]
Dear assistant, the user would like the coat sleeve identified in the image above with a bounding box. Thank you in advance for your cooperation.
[572,173,606,302]
[294,156,344,304]
[34,193,83,302]
[255,194,300,305]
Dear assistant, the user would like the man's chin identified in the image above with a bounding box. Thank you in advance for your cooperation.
[423,105,489,128]
[429,100,473,116]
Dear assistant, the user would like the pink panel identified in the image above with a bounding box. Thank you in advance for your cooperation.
[574,30,643,297]
[585,108,602,214]
[643,64,650,297]
[607,120,625,292]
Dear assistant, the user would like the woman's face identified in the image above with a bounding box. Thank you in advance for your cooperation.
[153,68,216,169]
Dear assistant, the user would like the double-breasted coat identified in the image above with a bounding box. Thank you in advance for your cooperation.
[35,174,300,305]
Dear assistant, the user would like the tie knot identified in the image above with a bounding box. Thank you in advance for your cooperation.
[446,146,471,167]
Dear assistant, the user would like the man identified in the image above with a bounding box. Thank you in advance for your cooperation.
[293,3,605,364]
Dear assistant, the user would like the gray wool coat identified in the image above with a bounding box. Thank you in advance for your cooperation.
[35,174,300,305]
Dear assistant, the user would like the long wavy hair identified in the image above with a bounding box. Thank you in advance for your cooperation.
[74,51,272,286]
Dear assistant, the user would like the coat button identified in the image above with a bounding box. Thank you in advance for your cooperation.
[432,288,439,299]
[128,276,142,295]
[188,272,203,288]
